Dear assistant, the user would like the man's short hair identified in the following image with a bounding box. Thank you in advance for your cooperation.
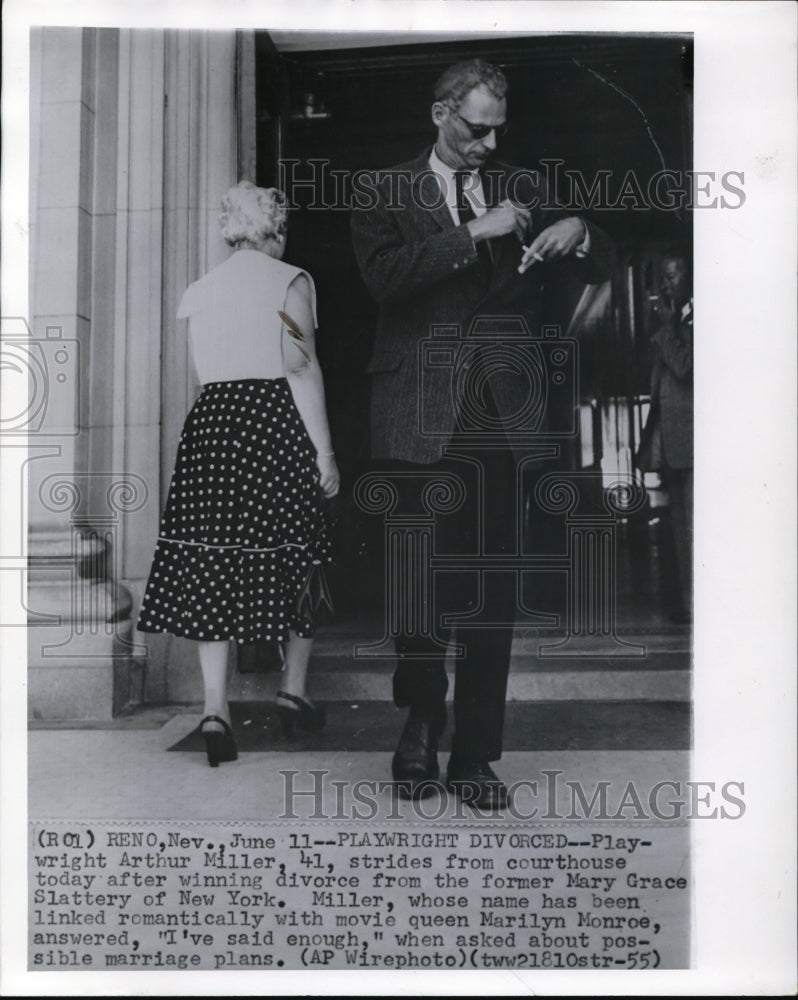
[433,58,508,111]
[661,252,690,276]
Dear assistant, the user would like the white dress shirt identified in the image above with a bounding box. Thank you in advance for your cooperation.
[428,147,487,224]
[428,145,590,256]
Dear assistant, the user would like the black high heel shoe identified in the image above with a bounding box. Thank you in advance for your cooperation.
[200,715,238,767]
[275,691,326,737]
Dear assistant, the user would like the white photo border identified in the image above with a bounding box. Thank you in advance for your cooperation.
[2,0,796,995]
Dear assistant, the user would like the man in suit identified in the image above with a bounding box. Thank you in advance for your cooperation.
[646,254,694,623]
[350,58,613,809]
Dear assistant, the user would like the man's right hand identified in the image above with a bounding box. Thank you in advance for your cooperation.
[467,199,530,243]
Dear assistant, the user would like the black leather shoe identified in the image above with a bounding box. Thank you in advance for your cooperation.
[391,708,444,800]
[200,716,238,768]
[275,691,326,737]
[446,759,510,811]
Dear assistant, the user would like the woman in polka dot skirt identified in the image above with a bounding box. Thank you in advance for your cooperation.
[138,181,340,766]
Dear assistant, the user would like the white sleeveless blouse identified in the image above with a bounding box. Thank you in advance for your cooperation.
[177,249,318,384]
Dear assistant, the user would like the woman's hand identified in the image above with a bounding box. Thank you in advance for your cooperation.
[316,453,340,498]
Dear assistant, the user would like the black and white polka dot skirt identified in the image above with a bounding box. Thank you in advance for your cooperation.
[137,379,331,644]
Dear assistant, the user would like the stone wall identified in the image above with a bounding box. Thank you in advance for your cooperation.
[26,27,242,718]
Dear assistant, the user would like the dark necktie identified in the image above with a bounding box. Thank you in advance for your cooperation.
[454,170,492,281]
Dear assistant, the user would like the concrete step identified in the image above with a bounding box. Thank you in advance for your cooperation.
[207,624,692,705]
[167,699,691,753]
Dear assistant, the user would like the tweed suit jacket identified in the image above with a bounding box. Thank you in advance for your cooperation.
[350,149,614,464]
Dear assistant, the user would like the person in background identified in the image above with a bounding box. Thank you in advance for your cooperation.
[648,253,694,624]
[138,180,339,765]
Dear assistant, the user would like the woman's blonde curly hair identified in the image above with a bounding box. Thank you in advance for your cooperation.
[219,180,288,249]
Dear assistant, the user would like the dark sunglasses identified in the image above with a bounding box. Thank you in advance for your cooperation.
[452,110,509,140]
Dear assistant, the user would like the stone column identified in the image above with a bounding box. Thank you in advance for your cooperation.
[26,26,148,719]
[24,27,241,718]
[153,30,239,702]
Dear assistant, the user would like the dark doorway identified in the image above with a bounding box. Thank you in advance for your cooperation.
[253,33,693,626]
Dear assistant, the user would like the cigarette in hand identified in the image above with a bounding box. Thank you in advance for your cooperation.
[522,245,545,262]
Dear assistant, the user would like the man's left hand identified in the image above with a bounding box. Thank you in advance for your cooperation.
[518,217,587,273]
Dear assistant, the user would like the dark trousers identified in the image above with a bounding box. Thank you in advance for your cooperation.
[386,442,518,762]
[663,465,693,611]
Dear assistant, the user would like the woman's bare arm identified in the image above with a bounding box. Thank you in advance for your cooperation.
[281,274,339,497]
